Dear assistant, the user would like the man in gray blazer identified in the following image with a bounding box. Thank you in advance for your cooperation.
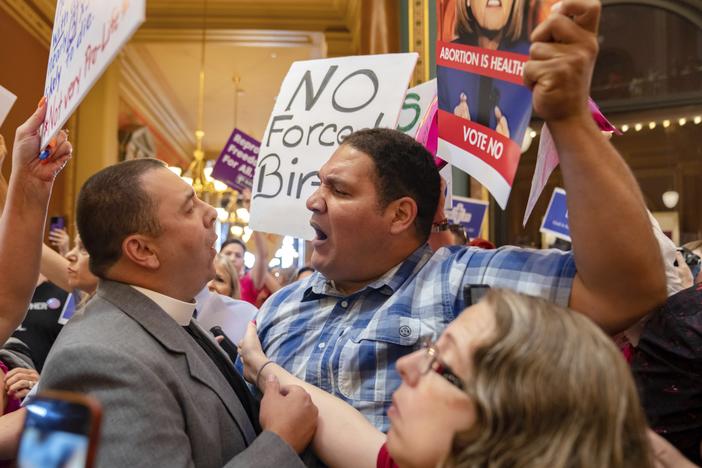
[39,158,316,467]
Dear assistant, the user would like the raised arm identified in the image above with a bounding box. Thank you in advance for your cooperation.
[40,243,71,292]
[242,187,280,294]
[249,230,271,290]
[524,0,666,333]
[0,100,72,343]
[239,323,385,468]
[48,227,71,256]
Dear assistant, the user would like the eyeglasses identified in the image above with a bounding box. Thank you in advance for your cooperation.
[448,224,466,236]
[419,340,465,391]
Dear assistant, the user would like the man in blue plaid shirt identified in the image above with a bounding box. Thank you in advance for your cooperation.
[256,12,667,431]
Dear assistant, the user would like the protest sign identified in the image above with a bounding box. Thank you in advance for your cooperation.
[435,0,539,209]
[440,164,453,212]
[40,0,145,148]
[523,98,619,225]
[540,188,570,242]
[398,79,436,138]
[445,195,488,238]
[523,123,558,226]
[250,53,418,239]
[212,129,260,192]
[0,85,17,128]
[195,288,257,345]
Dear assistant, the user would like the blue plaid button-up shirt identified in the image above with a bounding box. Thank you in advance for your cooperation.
[257,244,576,431]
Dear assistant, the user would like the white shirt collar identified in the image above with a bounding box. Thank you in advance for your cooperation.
[130,286,196,326]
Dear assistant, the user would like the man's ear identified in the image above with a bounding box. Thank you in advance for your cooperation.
[388,196,418,235]
[122,234,160,270]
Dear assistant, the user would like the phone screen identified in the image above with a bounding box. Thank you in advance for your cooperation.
[57,293,77,325]
[18,396,95,468]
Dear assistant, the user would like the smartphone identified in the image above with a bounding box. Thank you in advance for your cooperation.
[463,284,490,307]
[57,293,77,326]
[18,391,102,468]
[49,216,66,232]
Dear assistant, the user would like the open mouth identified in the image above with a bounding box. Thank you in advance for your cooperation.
[486,0,502,6]
[311,223,328,241]
[208,234,219,252]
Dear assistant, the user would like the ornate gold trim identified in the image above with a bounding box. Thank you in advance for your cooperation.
[408,0,430,85]
[133,28,321,45]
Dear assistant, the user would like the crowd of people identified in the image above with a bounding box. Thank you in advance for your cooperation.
[0,0,699,466]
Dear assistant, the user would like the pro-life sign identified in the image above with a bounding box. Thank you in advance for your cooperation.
[40,0,145,148]
[250,53,418,239]
[540,188,570,242]
[445,196,488,238]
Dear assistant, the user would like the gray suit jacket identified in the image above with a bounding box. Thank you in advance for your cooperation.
[39,280,304,468]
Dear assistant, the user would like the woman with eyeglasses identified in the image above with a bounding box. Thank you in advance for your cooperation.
[239,288,654,468]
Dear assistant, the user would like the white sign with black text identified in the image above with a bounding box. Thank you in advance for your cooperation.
[249,53,418,239]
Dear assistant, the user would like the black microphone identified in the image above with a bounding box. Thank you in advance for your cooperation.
[210,326,238,363]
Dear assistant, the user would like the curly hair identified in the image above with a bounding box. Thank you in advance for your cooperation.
[443,289,653,468]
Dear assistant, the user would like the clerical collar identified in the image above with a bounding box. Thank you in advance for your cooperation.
[130,286,196,326]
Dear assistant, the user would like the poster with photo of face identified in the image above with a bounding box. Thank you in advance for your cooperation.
[435,0,556,209]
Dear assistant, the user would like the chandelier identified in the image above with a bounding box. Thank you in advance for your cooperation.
[184,0,215,201]
[166,0,250,240]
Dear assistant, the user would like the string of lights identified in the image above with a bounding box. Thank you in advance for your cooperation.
[619,115,702,133]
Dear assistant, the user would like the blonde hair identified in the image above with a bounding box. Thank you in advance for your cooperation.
[444,289,653,468]
[455,0,526,44]
[214,254,240,299]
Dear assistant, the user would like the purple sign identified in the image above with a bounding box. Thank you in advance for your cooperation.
[212,129,260,192]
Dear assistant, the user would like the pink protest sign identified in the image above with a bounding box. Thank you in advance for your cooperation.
[522,98,619,226]
[397,80,444,168]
